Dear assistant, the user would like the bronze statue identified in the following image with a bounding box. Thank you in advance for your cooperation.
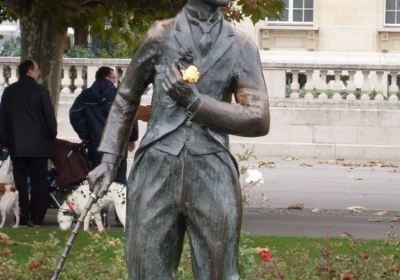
[88,0,270,278]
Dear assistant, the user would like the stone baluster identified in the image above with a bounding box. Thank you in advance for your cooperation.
[360,70,371,100]
[61,66,72,95]
[8,64,18,84]
[304,69,314,100]
[332,70,343,100]
[327,70,335,99]
[374,71,385,101]
[388,72,399,102]
[74,66,84,95]
[318,70,328,100]
[290,70,300,99]
[346,70,357,100]
[86,65,97,87]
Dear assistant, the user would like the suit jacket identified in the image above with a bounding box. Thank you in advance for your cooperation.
[0,76,57,157]
[98,8,270,162]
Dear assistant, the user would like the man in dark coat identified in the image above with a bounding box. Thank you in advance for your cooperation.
[88,0,270,278]
[69,66,138,185]
[0,59,57,227]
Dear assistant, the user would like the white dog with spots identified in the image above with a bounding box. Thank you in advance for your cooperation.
[57,181,126,231]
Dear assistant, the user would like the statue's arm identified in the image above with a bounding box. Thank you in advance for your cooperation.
[191,39,270,137]
[97,23,162,164]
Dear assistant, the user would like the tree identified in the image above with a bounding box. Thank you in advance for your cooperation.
[0,0,284,111]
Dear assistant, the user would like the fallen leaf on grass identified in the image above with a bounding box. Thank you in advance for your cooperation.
[90,233,102,240]
[348,206,365,213]
[1,248,12,257]
[288,203,304,210]
[0,232,18,245]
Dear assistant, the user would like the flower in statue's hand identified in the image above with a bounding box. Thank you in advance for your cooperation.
[181,65,200,84]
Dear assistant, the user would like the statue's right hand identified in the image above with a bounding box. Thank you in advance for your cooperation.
[87,162,117,199]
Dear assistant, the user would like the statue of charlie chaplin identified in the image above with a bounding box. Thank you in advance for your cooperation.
[88,0,270,278]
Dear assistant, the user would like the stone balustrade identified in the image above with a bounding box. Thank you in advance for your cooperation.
[0,57,132,99]
[264,62,400,102]
[0,56,399,160]
[0,57,398,103]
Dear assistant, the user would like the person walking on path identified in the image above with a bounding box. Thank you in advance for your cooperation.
[0,59,57,227]
[69,66,138,185]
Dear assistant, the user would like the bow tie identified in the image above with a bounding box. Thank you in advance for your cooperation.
[185,8,222,56]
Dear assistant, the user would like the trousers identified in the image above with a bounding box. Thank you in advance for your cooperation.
[125,147,241,279]
[11,157,48,224]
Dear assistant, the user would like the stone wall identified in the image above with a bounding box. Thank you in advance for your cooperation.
[59,92,400,161]
[230,99,400,160]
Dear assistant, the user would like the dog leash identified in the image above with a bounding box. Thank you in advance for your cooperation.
[66,201,77,217]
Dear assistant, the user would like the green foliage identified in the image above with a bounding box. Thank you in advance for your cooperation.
[65,45,96,58]
[236,0,285,22]
[236,144,256,166]
[0,36,20,56]
[0,0,285,51]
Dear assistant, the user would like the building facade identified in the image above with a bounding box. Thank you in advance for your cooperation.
[239,0,400,53]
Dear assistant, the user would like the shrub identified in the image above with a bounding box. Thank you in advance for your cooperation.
[0,37,21,57]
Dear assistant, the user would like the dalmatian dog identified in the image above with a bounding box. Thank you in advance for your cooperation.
[57,181,126,231]
[0,183,19,228]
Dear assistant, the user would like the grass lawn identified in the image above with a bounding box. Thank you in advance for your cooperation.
[1,228,399,279]
[1,228,124,265]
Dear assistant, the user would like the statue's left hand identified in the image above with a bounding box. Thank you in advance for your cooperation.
[87,162,117,199]
[161,63,198,107]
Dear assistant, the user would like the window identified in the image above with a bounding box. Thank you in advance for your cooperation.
[271,0,314,24]
[385,0,400,25]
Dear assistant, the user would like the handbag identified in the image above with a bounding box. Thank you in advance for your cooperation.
[52,139,90,188]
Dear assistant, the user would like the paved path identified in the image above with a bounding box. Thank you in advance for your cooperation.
[242,208,400,240]
[38,157,400,240]
[246,157,400,210]
[240,157,400,239]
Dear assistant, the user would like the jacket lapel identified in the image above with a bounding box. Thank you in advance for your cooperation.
[198,19,235,76]
[173,11,235,77]
[173,11,196,61]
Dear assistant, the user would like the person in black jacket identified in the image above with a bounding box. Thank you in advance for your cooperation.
[69,66,138,185]
[0,59,57,227]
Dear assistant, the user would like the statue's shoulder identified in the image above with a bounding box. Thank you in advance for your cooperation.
[146,18,175,42]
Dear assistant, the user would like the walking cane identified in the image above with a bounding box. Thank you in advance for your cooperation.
[50,193,97,280]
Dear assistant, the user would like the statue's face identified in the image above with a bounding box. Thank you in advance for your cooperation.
[201,0,230,7]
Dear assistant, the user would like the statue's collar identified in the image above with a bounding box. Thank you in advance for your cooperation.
[173,10,235,76]
[184,4,221,23]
